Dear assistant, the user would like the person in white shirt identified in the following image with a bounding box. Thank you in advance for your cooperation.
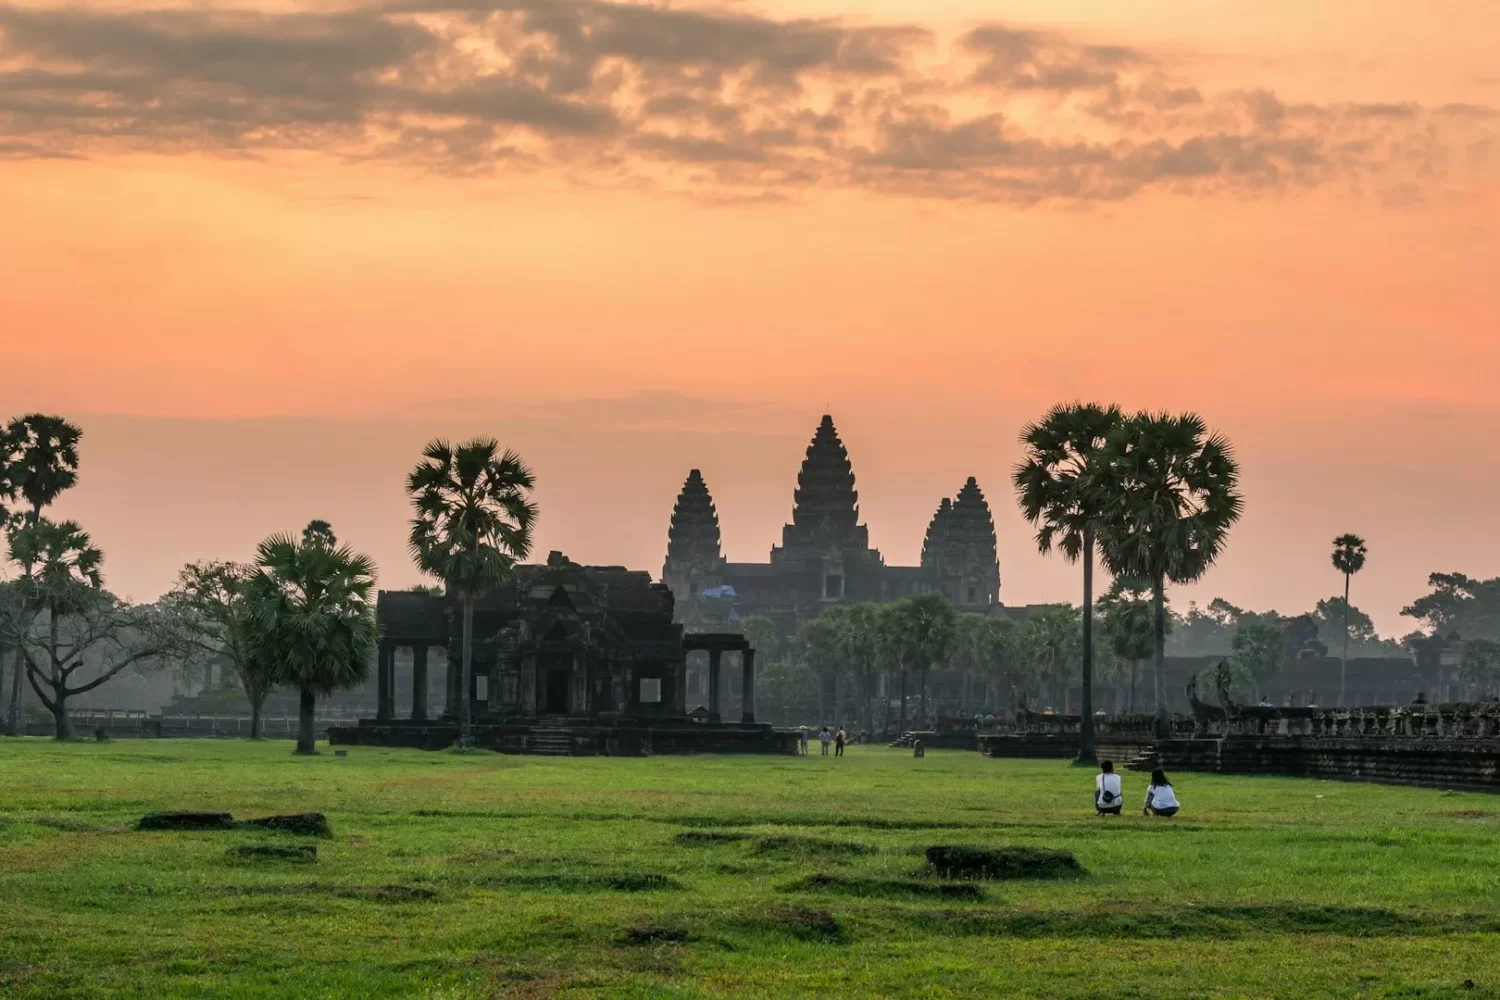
[1143,769,1180,817]
[1095,760,1124,816]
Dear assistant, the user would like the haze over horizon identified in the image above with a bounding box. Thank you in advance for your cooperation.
[4,0,1497,636]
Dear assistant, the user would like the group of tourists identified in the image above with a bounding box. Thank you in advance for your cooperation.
[1094,760,1181,817]
[797,725,848,756]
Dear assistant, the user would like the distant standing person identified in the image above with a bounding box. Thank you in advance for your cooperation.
[1095,760,1124,817]
[835,727,847,757]
[798,726,809,756]
[819,726,831,756]
[1143,769,1180,817]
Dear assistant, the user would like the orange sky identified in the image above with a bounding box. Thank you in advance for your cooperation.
[2,0,1498,636]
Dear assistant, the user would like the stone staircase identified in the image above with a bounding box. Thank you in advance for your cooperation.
[524,718,576,756]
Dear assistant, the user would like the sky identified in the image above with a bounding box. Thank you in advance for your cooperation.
[2,0,1497,637]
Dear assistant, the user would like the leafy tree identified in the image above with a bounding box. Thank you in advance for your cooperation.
[1231,620,1286,700]
[407,439,537,744]
[2,414,82,736]
[163,560,273,738]
[739,614,777,662]
[794,611,847,723]
[841,603,888,732]
[1330,534,1368,705]
[1096,578,1161,714]
[1402,574,1500,641]
[1013,401,1122,762]
[10,519,180,739]
[1016,604,1082,709]
[243,527,378,754]
[1097,412,1243,736]
[1459,638,1500,698]
[882,593,957,729]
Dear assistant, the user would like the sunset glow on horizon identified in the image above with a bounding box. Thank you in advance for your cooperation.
[3,0,1497,636]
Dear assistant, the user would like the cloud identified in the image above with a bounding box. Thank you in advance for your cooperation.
[0,0,1491,203]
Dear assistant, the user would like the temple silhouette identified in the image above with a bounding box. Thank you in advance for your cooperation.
[662,415,1001,640]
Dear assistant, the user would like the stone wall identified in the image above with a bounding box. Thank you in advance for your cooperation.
[1132,703,1500,792]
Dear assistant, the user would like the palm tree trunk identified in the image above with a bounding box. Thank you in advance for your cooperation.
[1078,528,1097,764]
[1340,572,1351,706]
[295,686,316,754]
[249,695,264,740]
[461,595,474,744]
[918,666,928,729]
[898,669,908,733]
[1152,576,1169,738]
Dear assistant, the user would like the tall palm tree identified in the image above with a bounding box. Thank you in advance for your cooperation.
[1331,534,1368,706]
[407,439,536,744]
[3,414,83,737]
[1097,412,1243,737]
[1013,402,1122,763]
[242,526,378,755]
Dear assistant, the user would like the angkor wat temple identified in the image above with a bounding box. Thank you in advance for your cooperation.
[663,415,1001,641]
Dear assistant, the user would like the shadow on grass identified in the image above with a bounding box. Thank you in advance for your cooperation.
[675,831,753,845]
[909,905,1500,939]
[732,906,848,944]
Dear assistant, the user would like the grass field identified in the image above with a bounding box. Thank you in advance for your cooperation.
[2,739,1499,999]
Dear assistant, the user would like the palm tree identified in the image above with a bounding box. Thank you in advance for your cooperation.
[242,526,378,754]
[1097,412,1243,737]
[1013,402,1122,763]
[407,439,536,744]
[1330,534,1367,706]
[1096,578,1158,714]
[884,593,957,730]
[2,414,82,736]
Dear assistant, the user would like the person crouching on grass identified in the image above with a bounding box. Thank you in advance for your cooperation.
[1143,769,1180,817]
[1095,760,1124,816]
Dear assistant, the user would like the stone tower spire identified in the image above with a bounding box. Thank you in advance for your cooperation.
[921,497,955,569]
[922,477,1000,608]
[791,414,859,537]
[662,468,725,605]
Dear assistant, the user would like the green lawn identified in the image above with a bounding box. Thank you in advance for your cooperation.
[2,739,1498,998]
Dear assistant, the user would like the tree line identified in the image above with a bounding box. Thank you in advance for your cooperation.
[0,423,537,751]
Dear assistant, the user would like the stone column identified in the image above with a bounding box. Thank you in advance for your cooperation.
[741,648,756,723]
[444,644,461,719]
[376,642,394,721]
[708,649,722,718]
[411,646,429,721]
[673,654,688,714]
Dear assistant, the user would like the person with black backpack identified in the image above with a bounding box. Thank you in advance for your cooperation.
[1095,760,1124,816]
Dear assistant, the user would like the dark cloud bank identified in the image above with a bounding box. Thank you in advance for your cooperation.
[0,0,1492,202]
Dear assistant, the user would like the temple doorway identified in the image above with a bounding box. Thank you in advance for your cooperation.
[545,671,569,714]
[540,650,572,714]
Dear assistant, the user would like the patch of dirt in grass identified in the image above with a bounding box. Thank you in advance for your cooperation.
[737,906,848,944]
[473,872,682,892]
[1431,810,1497,820]
[909,905,1500,939]
[675,831,752,845]
[925,845,1083,880]
[620,923,691,945]
[224,881,438,902]
[750,835,873,859]
[784,873,985,900]
[136,811,235,831]
[454,846,519,862]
